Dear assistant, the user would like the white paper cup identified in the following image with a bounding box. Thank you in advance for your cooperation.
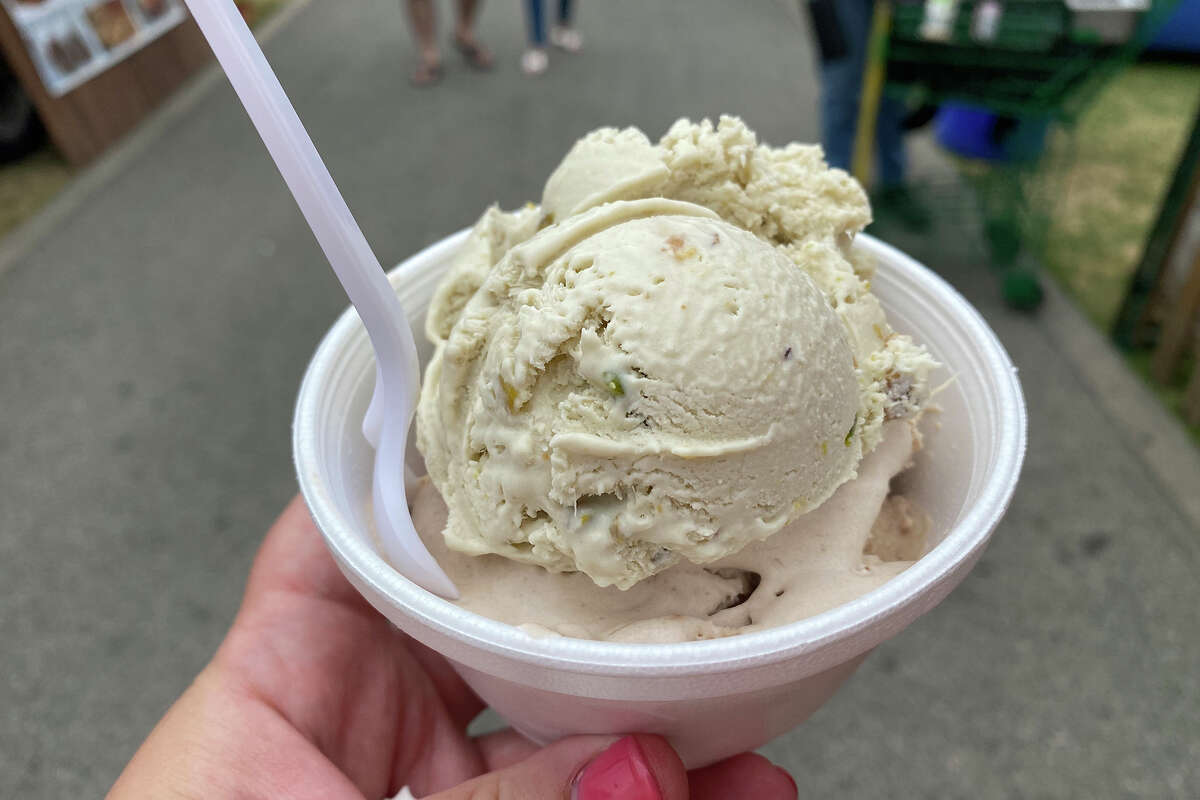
[293,230,1026,768]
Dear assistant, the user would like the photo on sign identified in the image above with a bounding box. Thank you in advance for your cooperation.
[47,27,92,74]
[29,14,96,82]
[85,0,138,50]
[136,0,171,22]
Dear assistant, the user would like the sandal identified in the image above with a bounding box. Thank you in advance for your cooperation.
[410,60,443,87]
[453,34,494,71]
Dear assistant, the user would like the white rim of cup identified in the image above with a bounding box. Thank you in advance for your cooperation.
[294,231,1027,676]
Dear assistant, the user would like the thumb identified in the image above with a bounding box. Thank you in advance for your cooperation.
[423,734,687,800]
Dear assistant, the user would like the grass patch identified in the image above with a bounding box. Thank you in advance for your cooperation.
[0,146,73,238]
[1125,350,1200,448]
[1038,61,1200,446]
[1040,62,1200,331]
[241,0,292,26]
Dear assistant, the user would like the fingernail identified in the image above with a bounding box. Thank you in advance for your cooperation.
[777,766,798,797]
[572,736,661,800]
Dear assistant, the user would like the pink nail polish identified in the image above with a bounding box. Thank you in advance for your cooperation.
[573,736,661,800]
[777,766,798,797]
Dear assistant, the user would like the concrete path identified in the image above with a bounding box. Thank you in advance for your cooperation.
[2,1,1197,796]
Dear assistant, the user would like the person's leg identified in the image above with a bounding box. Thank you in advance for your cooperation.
[526,0,546,46]
[522,0,549,74]
[453,0,493,69]
[406,0,441,85]
[818,0,870,173]
[550,0,582,51]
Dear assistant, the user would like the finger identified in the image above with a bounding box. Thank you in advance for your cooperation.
[393,664,488,795]
[242,494,368,612]
[475,729,540,771]
[241,500,483,731]
[405,640,485,728]
[688,753,797,800]
[422,734,688,800]
[219,499,489,796]
[219,615,487,798]
[246,500,485,733]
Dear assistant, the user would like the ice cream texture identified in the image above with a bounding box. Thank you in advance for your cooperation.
[410,420,927,642]
[415,116,937,591]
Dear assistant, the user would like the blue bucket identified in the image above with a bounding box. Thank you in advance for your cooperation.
[935,103,1050,162]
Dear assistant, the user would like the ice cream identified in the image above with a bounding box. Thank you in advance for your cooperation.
[418,198,867,588]
[427,118,935,455]
[410,420,927,642]
[406,116,938,637]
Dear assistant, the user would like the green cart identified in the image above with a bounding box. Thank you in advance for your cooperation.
[858,0,1177,310]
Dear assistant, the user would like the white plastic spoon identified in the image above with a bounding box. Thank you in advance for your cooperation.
[183,0,458,598]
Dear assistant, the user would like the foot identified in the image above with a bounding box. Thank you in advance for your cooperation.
[410,57,443,87]
[521,48,548,76]
[550,25,583,52]
[453,32,493,70]
[871,184,933,233]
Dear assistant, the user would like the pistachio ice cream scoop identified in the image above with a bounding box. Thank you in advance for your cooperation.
[417,116,937,591]
[418,198,865,588]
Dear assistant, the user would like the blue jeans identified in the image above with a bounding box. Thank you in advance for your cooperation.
[526,0,573,46]
[819,0,906,187]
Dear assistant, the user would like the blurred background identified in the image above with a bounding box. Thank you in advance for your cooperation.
[1,0,1198,796]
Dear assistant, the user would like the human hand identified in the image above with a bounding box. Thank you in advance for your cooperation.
[108,496,799,799]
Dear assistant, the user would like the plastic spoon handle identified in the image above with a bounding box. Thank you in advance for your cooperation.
[184,0,457,597]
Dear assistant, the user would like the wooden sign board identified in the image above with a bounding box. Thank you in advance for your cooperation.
[0,0,211,164]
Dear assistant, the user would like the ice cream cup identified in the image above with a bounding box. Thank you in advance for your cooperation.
[293,229,1026,768]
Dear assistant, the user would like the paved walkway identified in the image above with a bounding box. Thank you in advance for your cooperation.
[2,1,1197,796]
